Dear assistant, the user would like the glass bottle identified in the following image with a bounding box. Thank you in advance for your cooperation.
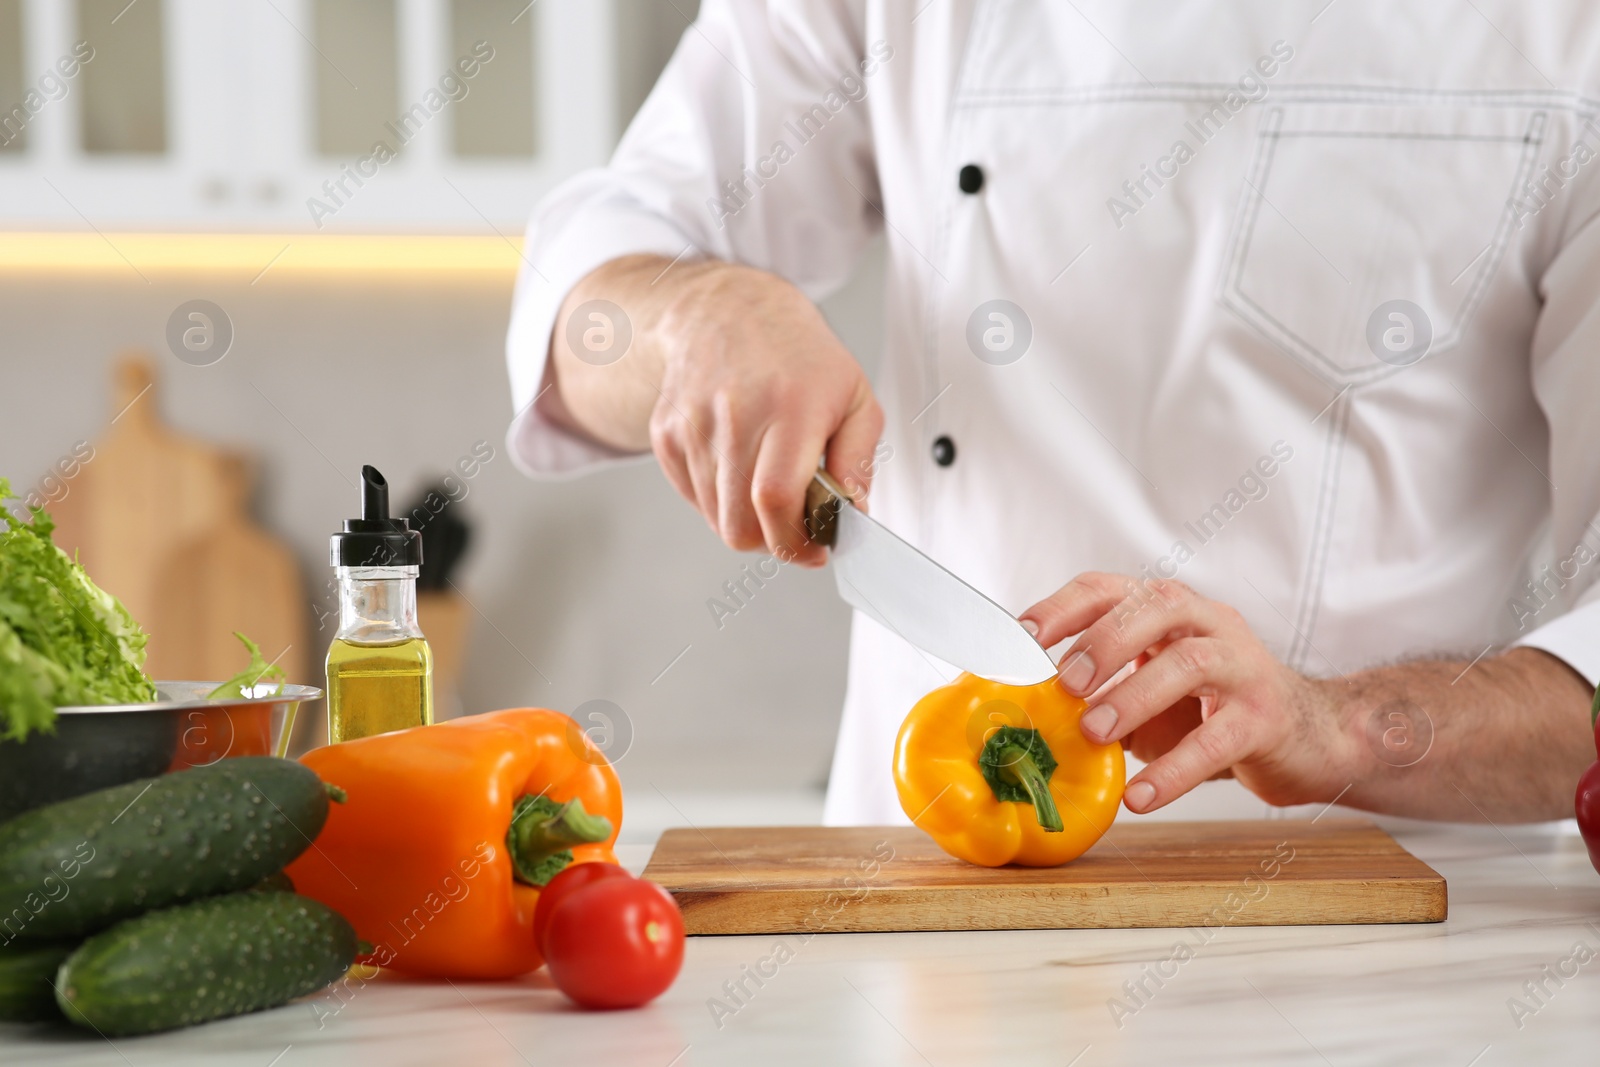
[326,465,434,742]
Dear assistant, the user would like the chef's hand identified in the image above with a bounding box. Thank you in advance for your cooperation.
[545,255,881,565]
[1019,572,1356,814]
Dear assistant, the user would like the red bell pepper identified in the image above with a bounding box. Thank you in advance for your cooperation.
[1576,687,1600,874]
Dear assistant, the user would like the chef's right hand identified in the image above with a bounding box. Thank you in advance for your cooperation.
[547,255,883,566]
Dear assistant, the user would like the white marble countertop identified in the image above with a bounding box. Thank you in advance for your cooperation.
[6,818,1600,1067]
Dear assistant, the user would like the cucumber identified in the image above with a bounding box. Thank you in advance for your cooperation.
[0,941,76,1021]
[0,757,332,943]
[56,891,355,1037]
[251,871,296,894]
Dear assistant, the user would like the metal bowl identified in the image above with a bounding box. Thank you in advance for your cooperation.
[0,681,321,824]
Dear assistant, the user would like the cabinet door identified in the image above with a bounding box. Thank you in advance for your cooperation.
[297,0,617,231]
[1,0,231,226]
[0,0,623,230]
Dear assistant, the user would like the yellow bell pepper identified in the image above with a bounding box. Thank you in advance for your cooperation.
[893,674,1124,867]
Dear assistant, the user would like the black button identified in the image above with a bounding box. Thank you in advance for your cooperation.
[958,164,984,194]
[932,435,956,467]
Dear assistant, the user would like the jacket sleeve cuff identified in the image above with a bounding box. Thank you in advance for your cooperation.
[1511,595,1600,689]
[504,192,695,479]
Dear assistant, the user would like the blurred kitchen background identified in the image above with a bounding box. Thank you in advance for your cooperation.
[0,0,889,838]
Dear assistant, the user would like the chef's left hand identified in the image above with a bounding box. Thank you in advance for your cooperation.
[1020,572,1356,814]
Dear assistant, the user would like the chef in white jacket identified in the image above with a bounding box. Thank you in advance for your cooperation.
[506,1,1600,826]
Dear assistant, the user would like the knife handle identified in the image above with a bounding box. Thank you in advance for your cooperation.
[804,470,850,547]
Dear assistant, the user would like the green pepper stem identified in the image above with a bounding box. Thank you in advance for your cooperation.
[978,725,1064,833]
[995,744,1064,833]
[506,796,613,886]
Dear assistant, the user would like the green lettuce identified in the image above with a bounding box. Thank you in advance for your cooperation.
[0,478,156,740]
[207,632,285,701]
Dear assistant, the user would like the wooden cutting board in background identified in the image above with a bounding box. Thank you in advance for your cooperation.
[641,820,1447,934]
[150,451,306,684]
[47,353,307,685]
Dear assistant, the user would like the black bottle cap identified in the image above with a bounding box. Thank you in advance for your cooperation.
[330,465,423,568]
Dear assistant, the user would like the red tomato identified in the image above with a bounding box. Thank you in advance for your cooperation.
[533,861,633,953]
[544,877,685,1009]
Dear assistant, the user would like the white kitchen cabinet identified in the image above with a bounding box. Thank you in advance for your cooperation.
[0,0,661,231]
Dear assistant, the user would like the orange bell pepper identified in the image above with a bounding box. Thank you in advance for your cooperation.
[285,708,622,979]
[893,674,1124,867]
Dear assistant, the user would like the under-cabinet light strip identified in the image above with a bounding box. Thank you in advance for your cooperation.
[0,233,527,275]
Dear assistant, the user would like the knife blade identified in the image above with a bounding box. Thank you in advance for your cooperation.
[803,470,1058,685]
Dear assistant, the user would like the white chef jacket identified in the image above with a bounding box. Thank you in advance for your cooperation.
[507,0,1600,825]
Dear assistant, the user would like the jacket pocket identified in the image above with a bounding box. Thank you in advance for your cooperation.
[1218,103,1545,388]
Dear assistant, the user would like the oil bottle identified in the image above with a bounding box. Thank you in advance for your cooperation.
[326,465,433,742]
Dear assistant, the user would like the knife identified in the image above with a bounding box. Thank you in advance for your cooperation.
[803,470,1058,685]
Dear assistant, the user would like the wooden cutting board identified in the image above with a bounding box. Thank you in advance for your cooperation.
[641,820,1446,934]
[47,354,307,685]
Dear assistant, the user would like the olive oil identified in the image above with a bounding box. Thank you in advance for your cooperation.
[326,636,433,742]
[326,466,434,744]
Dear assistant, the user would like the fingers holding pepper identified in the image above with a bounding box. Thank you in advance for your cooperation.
[1023,573,1240,700]
[1020,572,1346,815]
